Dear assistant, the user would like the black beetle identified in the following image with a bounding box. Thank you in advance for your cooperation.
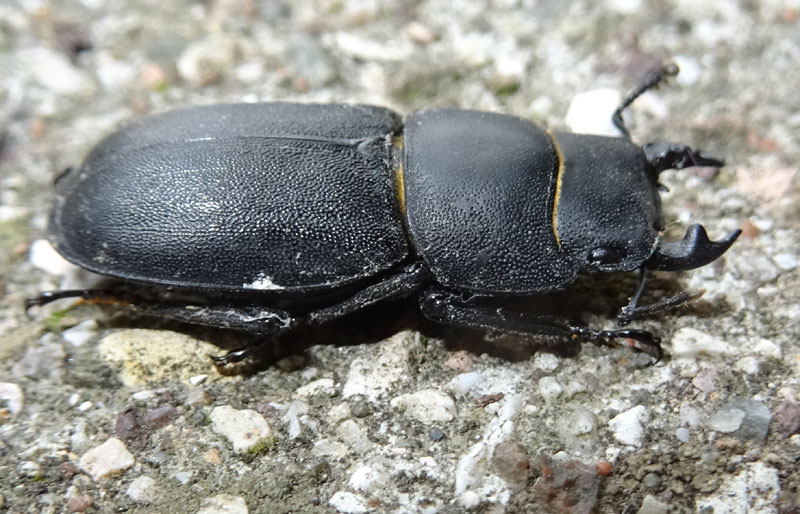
[29,64,740,363]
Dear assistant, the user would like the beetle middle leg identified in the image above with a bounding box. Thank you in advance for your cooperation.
[419,289,663,360]
[214,262,432,365]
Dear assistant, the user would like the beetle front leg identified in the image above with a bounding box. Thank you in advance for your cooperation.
[420,289,663,360]
[643,142,724,174]
[616,268,705,326]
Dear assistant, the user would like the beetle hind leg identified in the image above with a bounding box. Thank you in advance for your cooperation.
[419,289,663,361]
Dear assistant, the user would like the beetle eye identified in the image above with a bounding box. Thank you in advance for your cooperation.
[589,246,625,266]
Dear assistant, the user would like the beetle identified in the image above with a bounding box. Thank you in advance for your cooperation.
[28,63,740,363]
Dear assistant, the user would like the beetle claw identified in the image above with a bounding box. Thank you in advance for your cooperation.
[601,329,664,361]
[211,347,254,366]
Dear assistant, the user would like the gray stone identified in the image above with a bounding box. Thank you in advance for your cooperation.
[709,399,772,442]
[11,336,65,380]
[126,476,156,503]
[636,494,669,514]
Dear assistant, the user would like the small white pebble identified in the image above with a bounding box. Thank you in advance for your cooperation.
[752,338,782,359]
[312,439,348,459]
[447,372,483,396]
[671,328,736,359]
[79,438,135,481]
[77,401,93,412]
[29,239,79,275]
[329,491,369,514]
[210,406,273,454]
[565,88,622,136]
[132,390,156,401]
[390,390,456,423]
[774,253,797,271]
[609,406,650,447]
[459,490,482,509]
[173,471,193,485]
[188,374,208,386]
[282,400,309,440]
[328,403,351,425]
[196,494,248,514]
[349,464,389,493]
[538,376,563,405]
[295,378,336,398]
[62,320,98,346]
[533,353,559,372]
[734,357,760,374]
[419,456,437,467]
[672,55,702,86]
[335,419,374,454]
[0,383,24,415]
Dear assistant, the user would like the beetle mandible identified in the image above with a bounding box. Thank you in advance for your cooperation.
[28,63,740,363]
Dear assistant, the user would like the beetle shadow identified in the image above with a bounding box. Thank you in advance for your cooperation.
[93,269,730,375]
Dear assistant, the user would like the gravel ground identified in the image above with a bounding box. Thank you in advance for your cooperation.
[1,1,799,513]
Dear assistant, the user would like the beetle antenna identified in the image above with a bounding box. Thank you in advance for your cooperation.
[612,63,680,139]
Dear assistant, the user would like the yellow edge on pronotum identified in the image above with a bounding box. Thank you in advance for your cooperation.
[547,130,565,248]
[393,136,406,216]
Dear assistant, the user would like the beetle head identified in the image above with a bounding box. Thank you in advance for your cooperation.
[551,132,663,274]
[639,142,740,271]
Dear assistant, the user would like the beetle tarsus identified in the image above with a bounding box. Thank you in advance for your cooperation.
[618,289,705,326]
[25,289,117,316]
[613,62,680,139]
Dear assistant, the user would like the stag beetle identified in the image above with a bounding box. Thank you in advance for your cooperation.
[28,64,740,363]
